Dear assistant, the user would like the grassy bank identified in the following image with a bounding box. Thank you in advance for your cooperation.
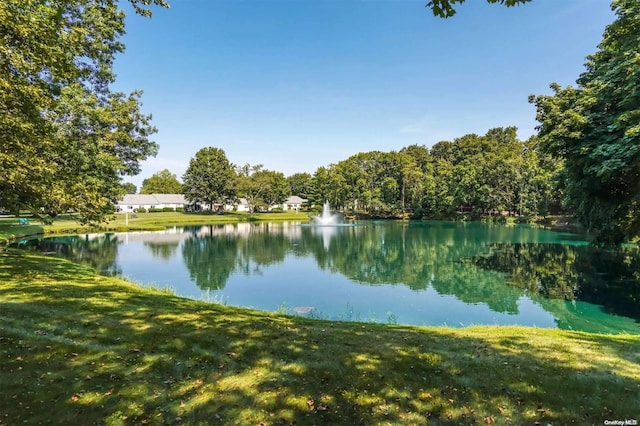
[1,250,638,425]
[0,211,311,244]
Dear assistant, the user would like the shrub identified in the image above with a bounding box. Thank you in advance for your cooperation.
[147,208,163,213]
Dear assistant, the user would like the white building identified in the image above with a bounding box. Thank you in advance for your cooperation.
[224,198,251,212]
[116,194,188,212]
[278,196,307,211]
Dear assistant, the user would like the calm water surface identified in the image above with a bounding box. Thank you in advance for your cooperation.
[16,221,640,334]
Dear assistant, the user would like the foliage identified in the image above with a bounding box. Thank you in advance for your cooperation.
[235,165,289,215]
[236,164,266,215]
[182,147,236,211]
[427,0,532,18]
[121,182,138,194]
[259,170,290,207]
[0,0,167,223]
[308,127,561,221]
[529,0,640,245]
[140,169,182,194]
[287,172,314,199]
[128,0,170,17]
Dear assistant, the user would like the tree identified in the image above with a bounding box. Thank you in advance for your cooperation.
[140,169,182,194]
[427,0,531,18]
[397,152,424,216]
[236,164,267,215]
[529,0,640,244]
[287,173,314,199]
[430,141,455,163]
[182,147,236,211]
[122,182,138,194]
[0,0,168,223]
[260,170,290,208]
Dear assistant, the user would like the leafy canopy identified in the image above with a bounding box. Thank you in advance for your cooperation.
[0,0,168,223]
[140,169,182,194]
[121,182,138,194]
[529,0,640,245]
[236,165,291,214]
[182,147,236,210]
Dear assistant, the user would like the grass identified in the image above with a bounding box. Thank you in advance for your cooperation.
[0,211,311,244]
[1,249,639,425]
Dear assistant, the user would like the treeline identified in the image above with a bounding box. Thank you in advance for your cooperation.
[289,126,562,219]
[151,126,563,219]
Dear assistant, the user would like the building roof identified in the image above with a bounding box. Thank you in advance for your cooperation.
[152,194,187,204]
[117,194,187,205]
[285,196,307,204]
[119,194,159,205]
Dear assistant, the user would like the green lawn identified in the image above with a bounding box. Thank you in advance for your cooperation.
[1,249,638,425]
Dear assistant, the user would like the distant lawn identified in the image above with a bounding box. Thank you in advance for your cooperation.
[0,210,311,244]
[1,249,638,424]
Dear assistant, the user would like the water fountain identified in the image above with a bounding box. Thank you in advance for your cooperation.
[312,201,340,226]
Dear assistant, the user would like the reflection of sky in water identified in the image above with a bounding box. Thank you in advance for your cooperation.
[215,256,559,328]
[106,226,640,334]
[118,242,197,296]
[20,222,640,334]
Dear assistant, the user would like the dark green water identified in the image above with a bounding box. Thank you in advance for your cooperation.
[14,221,640,334]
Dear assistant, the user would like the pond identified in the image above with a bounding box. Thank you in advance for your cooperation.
[14,221,640,334]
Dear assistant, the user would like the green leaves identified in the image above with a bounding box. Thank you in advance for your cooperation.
[530,0,640,244]
[141,169,182,194]
[426,0,532,18]
[0,0,164,223]
[236,167,290,215]
[306,127,558,220]
[182,147,236,210]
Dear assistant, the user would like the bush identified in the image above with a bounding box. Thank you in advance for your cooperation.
[270,207,284,213]
[162,207,175,212]
[134,208,147,213]
[147,208,163,213]
[175,207,184,212]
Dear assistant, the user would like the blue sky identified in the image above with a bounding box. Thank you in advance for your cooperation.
[113,0,614,188]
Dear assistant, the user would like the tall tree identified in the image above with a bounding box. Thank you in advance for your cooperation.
[0,0,167,223]
[529,0,640,244]
[236,164,267,215]
[182,147,236,211]
[140,169,182,194]
[287,172,314,199]
[260,170,290,208]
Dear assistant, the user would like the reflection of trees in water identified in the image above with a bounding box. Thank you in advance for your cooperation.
[431,263,522,314]
[302,223,526,313]
[237,223,289,274]
[474,244,579,299]
[181,227,239,291]
[144,242,179,260]
[16,234,121,276]
[473,243,640,321]
[16,223,640,326]
[181,224,291,290]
